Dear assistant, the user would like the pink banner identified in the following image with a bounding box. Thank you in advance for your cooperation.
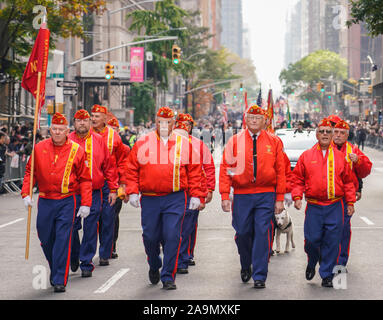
[130,47,144,82]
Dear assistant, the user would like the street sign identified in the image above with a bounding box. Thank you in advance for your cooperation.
[57,81,78,88]
[63,88,78,96]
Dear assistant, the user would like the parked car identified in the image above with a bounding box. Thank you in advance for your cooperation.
[275,128,317,170]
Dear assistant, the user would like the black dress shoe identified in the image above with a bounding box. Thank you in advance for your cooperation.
[162,281,177,290]
[54,285,66,293]
[149,269,160,285]
[99,258,109,266]
[177,268,189,274]
[49,273,54,287]
[305,265,316,281]
[241,267,252,283]
[321,277,333,288]
[111,251,118,259]
[81,270,92,278]
[71,258,79,272]
[253,280,266,289]
[188,259,196,266]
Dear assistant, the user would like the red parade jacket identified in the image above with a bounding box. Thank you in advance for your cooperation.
[93,126,129,186]
[291,143,356,206]
[126,130,204,198]
[219,129,286,201]
[335,141,372,190]
[68,130,119,192]
[21,138,92,206]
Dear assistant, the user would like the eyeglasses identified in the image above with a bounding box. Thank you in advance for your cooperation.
[318,129,333,134]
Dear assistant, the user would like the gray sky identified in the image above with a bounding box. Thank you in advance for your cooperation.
[242,0,299,96]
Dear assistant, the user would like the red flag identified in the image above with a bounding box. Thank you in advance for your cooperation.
[222,104,228,124]
[21,23,50,116]
[242,91,250,129]
[266,89,274,133]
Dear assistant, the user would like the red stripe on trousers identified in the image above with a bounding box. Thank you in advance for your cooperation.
[171,191,187,280]
[64,195,76,286]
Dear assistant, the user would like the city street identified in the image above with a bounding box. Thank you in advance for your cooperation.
[1,146,383,301]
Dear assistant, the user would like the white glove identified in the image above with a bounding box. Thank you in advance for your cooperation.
[189,197,201,211]
[77,206,90,219]
[129,194,140,208]
[284,193,293,207]
[229,187,234,202]
[23,196,33,210]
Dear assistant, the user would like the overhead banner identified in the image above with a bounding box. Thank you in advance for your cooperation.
[130,47,144,82]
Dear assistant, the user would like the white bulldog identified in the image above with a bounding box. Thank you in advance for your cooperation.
[274,209,295,253]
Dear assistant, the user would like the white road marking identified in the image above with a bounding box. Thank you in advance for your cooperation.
[360,216,375,226]
[0,218,24,229]
[94,268,130,293]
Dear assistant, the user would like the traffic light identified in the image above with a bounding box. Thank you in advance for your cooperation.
[105,63,114,80]
[320,82,325,92]
[368,85,373,94]
[316,82,321,92]
[240,83,243,92]
[172,44,181,65]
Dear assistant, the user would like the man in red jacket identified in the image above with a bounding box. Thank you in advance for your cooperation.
[91,105,128,266]
[69,110,118,277]
[292,118,356,288]
[126,107,203,290]
[21,113,92,293]
[107,116,130,259]
[333,119,372,268]
[220,104,286,289]
[173,113,214,273]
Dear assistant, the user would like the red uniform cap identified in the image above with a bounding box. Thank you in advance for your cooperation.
[328,114,342,125]
[108,117,119,128]
[334,120,350,130]
[74,109,90,120]
[246,105,265,116]
[91,104,108,114]
[176,113,194,124]
[156,106,174,118]
[318,118,332,128]
[174,121,189,131]
[51,112,68,125]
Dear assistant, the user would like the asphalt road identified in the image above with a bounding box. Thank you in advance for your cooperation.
[1,146,383,301]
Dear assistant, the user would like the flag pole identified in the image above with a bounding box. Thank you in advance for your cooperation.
[25,11,48,260]
[25,71,42,260]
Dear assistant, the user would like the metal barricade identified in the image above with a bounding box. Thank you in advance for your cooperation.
[1,154,28,195]
[365,134,383,151]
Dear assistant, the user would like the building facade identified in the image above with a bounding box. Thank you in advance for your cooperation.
[220,0,243,58]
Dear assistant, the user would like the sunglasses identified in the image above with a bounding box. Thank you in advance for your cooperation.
[318,129,333,134]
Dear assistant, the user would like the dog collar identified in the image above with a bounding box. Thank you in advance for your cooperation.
[277,221,292,231]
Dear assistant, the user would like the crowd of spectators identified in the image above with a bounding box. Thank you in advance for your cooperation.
[0,110,382,193]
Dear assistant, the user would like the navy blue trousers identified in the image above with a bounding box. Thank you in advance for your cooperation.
[37,195,76,286]
[71,190,102,271]
[232,192,275,282]
[99,181,116,259]
[304,201,344,279]
[178,197,199,269]
[141,191,186,283]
